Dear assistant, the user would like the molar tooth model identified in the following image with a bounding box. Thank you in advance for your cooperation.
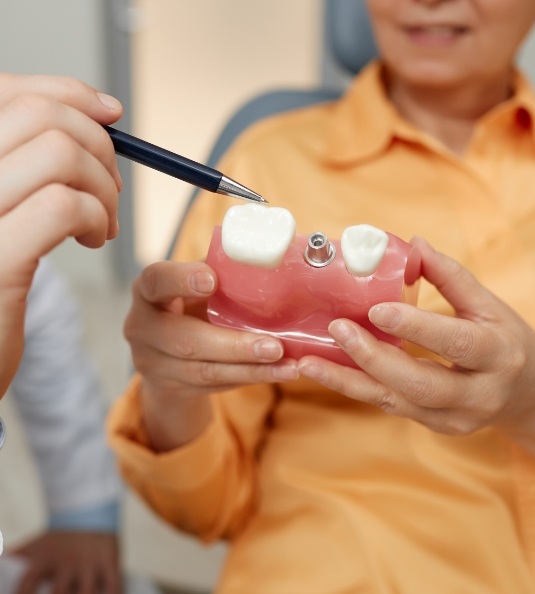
[205,204,421,367]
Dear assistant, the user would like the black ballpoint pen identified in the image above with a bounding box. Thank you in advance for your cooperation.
[105,125,267,204]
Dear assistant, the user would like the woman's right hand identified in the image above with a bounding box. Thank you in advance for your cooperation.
[124,260,299,451]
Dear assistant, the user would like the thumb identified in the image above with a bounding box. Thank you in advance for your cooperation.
[0,299,24,398]
[138,261,217,307]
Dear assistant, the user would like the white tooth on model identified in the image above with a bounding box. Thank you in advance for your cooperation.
[221,203,296,268]
[341,224,389,277]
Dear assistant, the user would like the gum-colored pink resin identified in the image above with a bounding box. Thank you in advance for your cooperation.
[206,227,421,367]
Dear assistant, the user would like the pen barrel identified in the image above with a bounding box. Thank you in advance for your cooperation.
[105,126,221,192]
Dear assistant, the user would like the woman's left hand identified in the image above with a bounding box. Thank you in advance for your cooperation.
[298,237,535,452]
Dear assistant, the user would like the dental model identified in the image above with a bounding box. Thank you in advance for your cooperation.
[206,204,421,366]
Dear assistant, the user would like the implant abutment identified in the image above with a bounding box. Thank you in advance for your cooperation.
[304,231,336,267]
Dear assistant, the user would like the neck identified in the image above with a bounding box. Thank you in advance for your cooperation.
[386,72,514,155]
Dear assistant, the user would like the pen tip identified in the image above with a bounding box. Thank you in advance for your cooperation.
[217,175,268,205]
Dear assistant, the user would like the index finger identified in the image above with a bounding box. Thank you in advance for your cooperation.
[368,302,505,370]
[0,73,122,125]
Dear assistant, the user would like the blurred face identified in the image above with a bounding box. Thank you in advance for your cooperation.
[366,0,535,89]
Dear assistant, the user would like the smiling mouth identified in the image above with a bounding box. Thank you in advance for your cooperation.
[406,25,469,36]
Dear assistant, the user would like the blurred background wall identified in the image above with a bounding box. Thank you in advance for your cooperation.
[0,1,535,591]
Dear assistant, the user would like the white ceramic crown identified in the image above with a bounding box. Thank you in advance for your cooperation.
[340,224,388,276]
[221,203,296,268]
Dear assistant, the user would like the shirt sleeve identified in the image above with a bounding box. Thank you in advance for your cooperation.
[48,500,120,533]
[108,370,276,542]
[8,258,122,526]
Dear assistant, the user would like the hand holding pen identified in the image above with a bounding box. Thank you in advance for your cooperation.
[0,73,123,397]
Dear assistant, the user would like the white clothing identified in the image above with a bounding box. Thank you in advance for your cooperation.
[7,258,122,521]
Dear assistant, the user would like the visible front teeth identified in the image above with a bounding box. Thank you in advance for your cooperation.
[422,26,456,34]
[341,224,389,277]
[221,203,296,268]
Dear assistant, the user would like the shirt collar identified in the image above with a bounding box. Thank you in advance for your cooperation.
[322,61,535,166]
[322,62,395,166]
[479,70,535,138]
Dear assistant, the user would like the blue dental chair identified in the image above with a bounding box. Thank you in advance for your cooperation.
[168,0,378,253]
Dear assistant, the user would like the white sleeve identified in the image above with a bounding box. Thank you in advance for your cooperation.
[9,258,122,517]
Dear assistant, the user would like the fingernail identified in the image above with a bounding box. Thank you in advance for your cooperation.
[368,304,400,329]
[328,320,356,346]
[107,218,120,239]
[411,236,433,251]
[97,92,122,111]
[253,338,283,361]
[116,171,124,192]
[272,362,299,381]
[190,271,215,294]
[297,362,324,382]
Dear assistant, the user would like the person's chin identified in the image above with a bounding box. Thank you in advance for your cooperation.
[391,60,468,90]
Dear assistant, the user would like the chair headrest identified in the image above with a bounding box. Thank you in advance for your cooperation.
[325,0,378,75]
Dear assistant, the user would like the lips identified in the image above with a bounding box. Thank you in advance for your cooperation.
[404,22,469,44]
[407,25,468,34]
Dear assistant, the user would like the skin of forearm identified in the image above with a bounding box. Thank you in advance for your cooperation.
[140,382,214,452]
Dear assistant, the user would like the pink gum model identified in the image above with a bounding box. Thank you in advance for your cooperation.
[206,227,421,367]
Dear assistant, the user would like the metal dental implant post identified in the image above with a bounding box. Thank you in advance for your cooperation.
[304,231,336,267]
